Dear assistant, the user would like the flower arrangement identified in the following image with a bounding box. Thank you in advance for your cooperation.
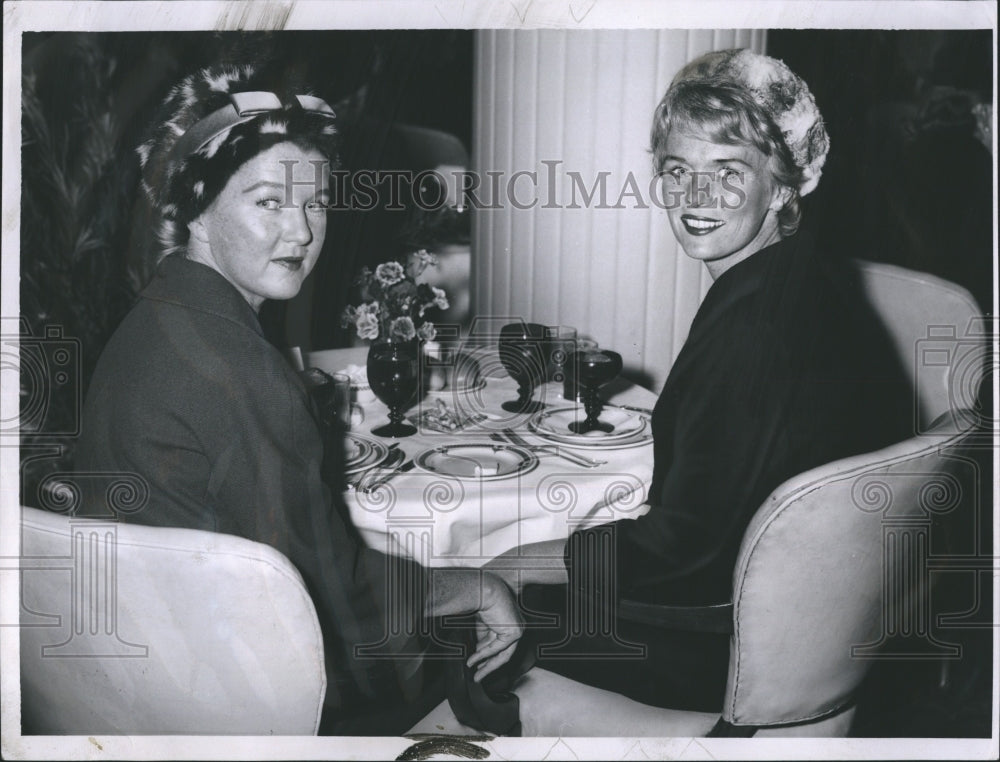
[342,249,450,343]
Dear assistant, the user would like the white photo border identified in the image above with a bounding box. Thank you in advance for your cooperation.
[2,1,997,760]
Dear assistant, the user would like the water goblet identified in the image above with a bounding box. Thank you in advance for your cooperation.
[567,348,623,434]
[498,322,547,414]
[367,341,419,437]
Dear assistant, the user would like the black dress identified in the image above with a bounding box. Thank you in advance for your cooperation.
[523,231,915,711]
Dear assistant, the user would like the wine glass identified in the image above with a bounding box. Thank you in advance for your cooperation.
[367,341,419,437]
[498,322,547,414]
[567,349,623,434]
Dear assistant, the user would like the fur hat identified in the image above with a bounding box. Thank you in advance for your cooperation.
[671,49,829,196]
[137,62,339,225]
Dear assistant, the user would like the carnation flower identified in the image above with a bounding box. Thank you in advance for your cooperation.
[340,304,357,328]
[389,316,416,341]
[408,248,438,276]
[431,286,449,311]
[356,313,380,341]
[374,261,405,287]
[417,321,437,341]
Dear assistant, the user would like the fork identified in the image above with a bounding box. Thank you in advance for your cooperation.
[493,430,607,468]
[359,450,419,493]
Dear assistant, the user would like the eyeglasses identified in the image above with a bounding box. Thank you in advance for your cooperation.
[165,91,336,170]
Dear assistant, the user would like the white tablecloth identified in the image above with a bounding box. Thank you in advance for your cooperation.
[308,347,656,568]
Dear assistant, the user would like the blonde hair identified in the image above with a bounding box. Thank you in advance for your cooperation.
[651,80,803,238]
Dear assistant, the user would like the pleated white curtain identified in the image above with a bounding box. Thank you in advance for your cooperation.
[471,29,766,390]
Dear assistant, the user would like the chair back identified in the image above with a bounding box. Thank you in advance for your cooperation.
[855,259,986,428]
[19,506,326,734]
[723,263,986,727]
[722,420,977,726]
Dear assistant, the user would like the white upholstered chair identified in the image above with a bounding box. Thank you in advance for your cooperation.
[855,260,988,429]
[411,261,988,737]
[19,507,326,734]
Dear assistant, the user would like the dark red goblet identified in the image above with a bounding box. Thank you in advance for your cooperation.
[567,349,623,434]
[367,340,419,437]
[498,322,547,414]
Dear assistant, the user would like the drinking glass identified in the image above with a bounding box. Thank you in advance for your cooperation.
[367,341,419,437]
[561,338,598,401]
[498,322,547,414]
[567,348,623,433]
[544,325,577,384]
[301,368,350,430]
[330,372,352,430]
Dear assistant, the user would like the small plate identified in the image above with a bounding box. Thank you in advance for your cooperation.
[415,443,539,480]
[529,405,653,449]
[541,429,654,450]
[531,406,645,443]
[343,433,392,475]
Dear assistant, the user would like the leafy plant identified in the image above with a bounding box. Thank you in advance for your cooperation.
[19,35,141,499]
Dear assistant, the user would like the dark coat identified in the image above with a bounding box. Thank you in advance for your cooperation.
[568,232,915,606]
[76,255,428,728]
[526,233,916,711]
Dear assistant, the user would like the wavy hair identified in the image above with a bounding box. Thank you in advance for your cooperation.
[651,79,804,238]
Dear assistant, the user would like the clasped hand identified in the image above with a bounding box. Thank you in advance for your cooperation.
[467,574,524,682]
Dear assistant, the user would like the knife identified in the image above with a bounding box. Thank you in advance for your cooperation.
[360,458,417,493]
[612,403,654,417]
[498,429,606,468]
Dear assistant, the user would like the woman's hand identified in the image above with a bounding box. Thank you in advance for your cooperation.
[468,573,523,682]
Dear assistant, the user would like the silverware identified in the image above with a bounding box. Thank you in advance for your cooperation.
[418,409,489,434]
[460,412,490,430]
[495,430,606,468]
[360,457,417,493]
[613,403,654,417]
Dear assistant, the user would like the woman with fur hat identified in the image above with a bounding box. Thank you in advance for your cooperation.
[75,62,521,734]
[484,49,913,716]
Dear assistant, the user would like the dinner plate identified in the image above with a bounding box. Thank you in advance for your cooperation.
[531,406,646,443]
[343,433,392,475]
[415,443,539,480]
